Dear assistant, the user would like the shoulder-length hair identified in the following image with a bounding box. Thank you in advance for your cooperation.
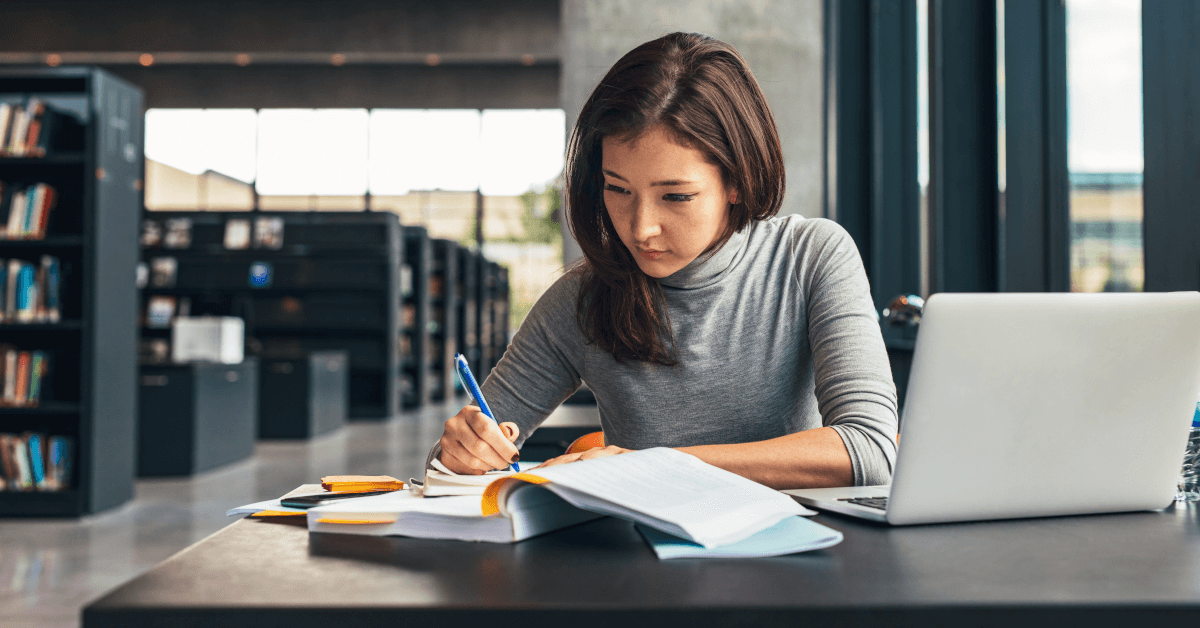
[565,31,785,365]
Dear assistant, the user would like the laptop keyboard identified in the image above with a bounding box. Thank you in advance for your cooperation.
[838,496,888,511]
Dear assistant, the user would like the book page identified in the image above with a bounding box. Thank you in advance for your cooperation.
[522,448,810,547]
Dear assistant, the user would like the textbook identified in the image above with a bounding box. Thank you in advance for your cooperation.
[309,447,815,549]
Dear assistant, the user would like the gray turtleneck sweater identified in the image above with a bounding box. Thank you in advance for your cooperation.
[435,215,899,486]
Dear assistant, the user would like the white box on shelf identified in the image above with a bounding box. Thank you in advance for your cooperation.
[171,317,245,364]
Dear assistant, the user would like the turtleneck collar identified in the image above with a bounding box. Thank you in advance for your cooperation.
[657,224,751,290]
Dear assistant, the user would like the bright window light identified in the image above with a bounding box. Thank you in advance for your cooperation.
[369,109,482,194]
[479,109,566,195]
[256,109,369,195]
[144,109,257,183]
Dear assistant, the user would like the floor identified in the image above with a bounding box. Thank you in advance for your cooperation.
[0,401,599,628]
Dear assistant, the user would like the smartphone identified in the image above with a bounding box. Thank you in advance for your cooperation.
[280,490,395,509]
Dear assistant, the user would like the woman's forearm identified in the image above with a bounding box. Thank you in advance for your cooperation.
[677,426,854,490]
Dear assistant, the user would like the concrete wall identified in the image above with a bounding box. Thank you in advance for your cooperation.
[559,0,825,262]
[0,0,561,110]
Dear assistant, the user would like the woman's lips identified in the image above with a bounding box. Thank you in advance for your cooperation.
[640,248,666,261]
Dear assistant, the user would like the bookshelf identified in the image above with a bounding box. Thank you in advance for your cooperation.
[479,260,511,379]
[139,211,402,419]
[454,245,480,397]
[428,238,458,401]
[401,227,430,409]
[0,67,141,516]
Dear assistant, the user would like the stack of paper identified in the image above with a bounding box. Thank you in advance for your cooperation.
[421,460,541,497]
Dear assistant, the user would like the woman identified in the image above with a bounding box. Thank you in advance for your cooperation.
[430,32,897,489]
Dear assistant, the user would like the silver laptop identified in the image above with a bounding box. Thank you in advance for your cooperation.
[785,292,1200,525]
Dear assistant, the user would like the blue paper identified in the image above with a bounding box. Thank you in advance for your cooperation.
[637,516,843,559]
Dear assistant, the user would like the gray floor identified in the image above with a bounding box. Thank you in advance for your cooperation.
[0,400,601,628]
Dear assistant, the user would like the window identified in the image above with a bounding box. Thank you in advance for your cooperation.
[1066,0,1143,292]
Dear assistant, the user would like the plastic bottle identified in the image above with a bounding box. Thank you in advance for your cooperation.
[1178,399,1200,502]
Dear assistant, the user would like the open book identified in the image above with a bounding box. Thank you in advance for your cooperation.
[309,447,814,549]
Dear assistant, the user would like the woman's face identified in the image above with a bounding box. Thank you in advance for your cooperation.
[601,125,735,279]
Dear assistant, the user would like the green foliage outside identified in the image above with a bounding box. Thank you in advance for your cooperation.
[512,185,563,245]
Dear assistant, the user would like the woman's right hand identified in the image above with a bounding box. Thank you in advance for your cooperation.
[438,406,521,475]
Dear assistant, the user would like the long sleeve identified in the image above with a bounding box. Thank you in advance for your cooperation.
[799,221,899,486]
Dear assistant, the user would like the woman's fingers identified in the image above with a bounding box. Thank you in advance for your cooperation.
[440,441,486,475]
[539,446,629,469]
[464,412,520,466]
[576,445,629,461]
[538,452,583,468]
[437,406,520,473]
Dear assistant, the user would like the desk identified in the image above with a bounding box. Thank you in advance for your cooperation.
[83,504,1200,627]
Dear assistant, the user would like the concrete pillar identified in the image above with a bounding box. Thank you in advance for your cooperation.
[560,0,825,263]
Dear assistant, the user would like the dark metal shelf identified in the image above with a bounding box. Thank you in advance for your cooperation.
[0,319,83,331]
[0,235,84,248]
[143,244,390,258]
[143,287,385,295]
[0,152,86,165]
[0,401,82,415]
[0,490,81,517]
[251,325,387,335]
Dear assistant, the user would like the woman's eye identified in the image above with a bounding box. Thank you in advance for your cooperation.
[663,193,697,202]
[603,183,629,195]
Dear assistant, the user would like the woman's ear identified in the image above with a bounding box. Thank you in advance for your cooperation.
[728,188,739,205]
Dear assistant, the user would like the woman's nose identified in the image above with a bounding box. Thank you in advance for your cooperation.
[630,199,662,242]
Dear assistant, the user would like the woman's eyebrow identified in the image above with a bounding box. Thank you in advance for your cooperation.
[602,169,695,187]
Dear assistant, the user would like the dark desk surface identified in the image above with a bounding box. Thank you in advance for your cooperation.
[84,503,1200,628]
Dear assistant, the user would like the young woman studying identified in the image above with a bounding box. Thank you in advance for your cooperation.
[428,32,898,490]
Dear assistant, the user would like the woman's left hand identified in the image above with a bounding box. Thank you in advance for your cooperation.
[537,445,632,468]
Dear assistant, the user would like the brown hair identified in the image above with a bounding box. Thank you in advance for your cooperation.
[565,32,785,365]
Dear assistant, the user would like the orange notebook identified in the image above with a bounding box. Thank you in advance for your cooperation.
[321,475,404,493]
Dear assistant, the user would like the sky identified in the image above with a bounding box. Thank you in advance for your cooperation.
[1066,0,1143,173]
[144,108,567,196]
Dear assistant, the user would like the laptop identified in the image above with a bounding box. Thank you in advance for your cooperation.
[785,292,1200,525]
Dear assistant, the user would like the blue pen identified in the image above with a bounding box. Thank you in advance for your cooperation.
[454,354,518,472]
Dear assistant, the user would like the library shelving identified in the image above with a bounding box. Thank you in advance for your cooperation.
[454,245,480,397]
[428,239,459,401]
[138,211,402,420]
[401,226,430,409]
[0,67,142,516]
[494,263,511,367]
[479,260,511,378]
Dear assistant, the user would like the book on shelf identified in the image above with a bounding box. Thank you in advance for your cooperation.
[139,338,171,363]
[224,218,251,250]
[145,295,176,329]
[0,255,61,323]
[143,217,195,250]
[0,98,82,158]
[0,181,57,240]
[149,256,177,288]
[248,261,273,288]
[0,345,50,408]
[164,218,192,249]
[253,216,284,250]
[0,432,73,492]
[140,219,162,248]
